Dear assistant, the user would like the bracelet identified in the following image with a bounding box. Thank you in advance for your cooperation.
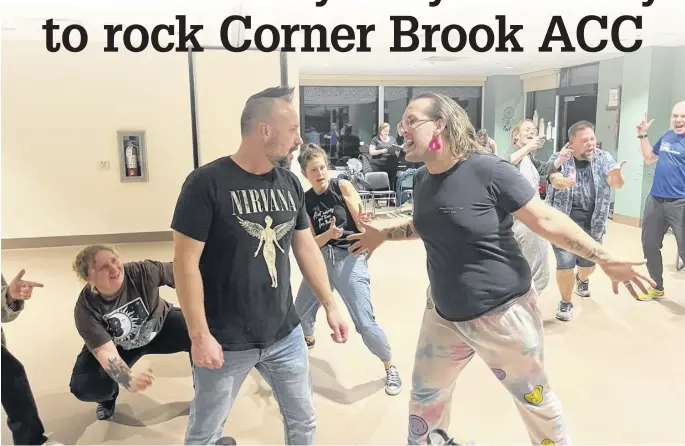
[638,134,648,139]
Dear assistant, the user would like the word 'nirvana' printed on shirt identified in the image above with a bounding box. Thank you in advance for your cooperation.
[230,189,298,216]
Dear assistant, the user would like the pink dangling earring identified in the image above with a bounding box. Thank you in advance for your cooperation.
[429,135,441,151]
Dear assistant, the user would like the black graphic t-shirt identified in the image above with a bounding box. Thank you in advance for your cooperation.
[171,156,309,351]
[74,261,174,351]
[412,152,536,322]
[305,179,359,250]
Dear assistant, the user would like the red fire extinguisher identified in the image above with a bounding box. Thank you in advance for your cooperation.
[125,142,139,177]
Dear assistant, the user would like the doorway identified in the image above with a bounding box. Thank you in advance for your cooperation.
[556,84,598,147]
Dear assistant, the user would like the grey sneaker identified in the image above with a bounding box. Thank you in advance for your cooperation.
[575,273,590,298]
[556,301,574,321]
[385,365,402,396]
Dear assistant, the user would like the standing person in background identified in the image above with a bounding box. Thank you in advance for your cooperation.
[546,121,627,321]
[508,119,572,294]
[368,122,401,192]
[294,144,402,396]
[635,103,685,300]
[476,129,498,155]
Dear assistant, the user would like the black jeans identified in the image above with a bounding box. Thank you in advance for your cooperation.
[69,307,191,404]
[1,344,48,445]
[641,195,685,289]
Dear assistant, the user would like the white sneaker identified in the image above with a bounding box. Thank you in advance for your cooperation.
[385,365,402,395]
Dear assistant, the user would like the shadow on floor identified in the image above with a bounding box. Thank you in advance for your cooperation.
[34,391,188,444]
[309,356,385,405]
[656,299,685,316]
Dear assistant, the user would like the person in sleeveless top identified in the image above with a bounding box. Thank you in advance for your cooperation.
[476,129,498,155]
[294,144,402,396]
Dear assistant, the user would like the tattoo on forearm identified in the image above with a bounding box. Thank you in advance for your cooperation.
[563,237,610,262]
[105,357,133,390]
[386,223,414,240]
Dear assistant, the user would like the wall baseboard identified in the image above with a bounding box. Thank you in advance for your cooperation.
[612,214,642,228]
[1,231,173,250]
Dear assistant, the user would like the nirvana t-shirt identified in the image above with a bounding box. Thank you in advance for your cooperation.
[412,152,536,322]
[171,157,308,351]
[305,178,359,250]
[74,261,174,351]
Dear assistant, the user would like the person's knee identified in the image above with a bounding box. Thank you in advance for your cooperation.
[69,374,116,402]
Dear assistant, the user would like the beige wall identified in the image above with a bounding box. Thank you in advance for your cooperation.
[193,51,281,165]
[1,40,288,240]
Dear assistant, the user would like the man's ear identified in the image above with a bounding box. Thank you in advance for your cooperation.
[258,121,270,139]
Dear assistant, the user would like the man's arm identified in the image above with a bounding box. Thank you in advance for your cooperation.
[292,229,337,311]
[639,136,659,164]
[382,219,420,241]
[513,196,611,264]
[172,231,210,341]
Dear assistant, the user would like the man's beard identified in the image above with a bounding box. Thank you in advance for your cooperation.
[274,156,291,169]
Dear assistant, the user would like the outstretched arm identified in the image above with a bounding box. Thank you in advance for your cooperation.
[92,341,153,393]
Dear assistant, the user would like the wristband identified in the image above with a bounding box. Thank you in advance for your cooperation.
[638,134,648,139]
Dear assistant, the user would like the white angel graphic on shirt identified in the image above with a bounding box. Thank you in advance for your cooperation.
[237,215,295,288]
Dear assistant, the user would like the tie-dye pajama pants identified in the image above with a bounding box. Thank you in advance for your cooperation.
[408,286,571,445]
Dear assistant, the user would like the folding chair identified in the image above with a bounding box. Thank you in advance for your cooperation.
[364,171,397,216]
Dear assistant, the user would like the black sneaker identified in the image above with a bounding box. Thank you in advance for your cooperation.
[96,399,116,420]
[575,273,590,298]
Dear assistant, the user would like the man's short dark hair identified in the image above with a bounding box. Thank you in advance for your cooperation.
[240,86,295,136]
[568,120,595,140]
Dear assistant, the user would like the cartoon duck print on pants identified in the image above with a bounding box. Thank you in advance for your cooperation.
[524,384,544,405]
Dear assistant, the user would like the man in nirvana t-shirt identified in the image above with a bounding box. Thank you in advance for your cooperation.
[171,86,348,446]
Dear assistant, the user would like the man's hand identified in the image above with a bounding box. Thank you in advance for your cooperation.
[325,307,348,343]
[191,334,224,369]
[326,216,344,239]
[347,218,386,259]
[550,168,576,190]
[607,160,627,178]
[554,144,573,169]
[8,270,44,301]
[636,112,654,135]
[129,366,155,393]
[599,257,656,299]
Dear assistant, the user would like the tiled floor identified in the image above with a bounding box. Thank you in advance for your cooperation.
[1,220,684,445]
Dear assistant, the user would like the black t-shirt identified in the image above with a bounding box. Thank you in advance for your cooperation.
[569,159,595,228]
[370,136,399,161]
[305,179,359,250]
[412,152,536,322]
[171,157,309,351]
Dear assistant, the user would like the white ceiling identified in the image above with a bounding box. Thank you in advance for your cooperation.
[2,0,684,76]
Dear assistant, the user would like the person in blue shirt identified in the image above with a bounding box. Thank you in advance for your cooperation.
[636,101,685,300]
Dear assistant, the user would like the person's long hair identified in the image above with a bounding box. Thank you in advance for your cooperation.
[511,119,536,146]
[411,93,485,161]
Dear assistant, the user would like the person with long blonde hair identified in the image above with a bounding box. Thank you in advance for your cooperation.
[346,92,654,444]
[506,120,572,294]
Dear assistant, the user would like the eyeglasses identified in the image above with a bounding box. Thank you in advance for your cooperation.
[397,118,433,136]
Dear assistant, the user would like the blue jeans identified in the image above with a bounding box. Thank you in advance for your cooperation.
[295,245,392,363]
[396,168,418,206]
[184,325,315,445]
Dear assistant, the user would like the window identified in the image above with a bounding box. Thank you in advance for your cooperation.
[300,86,378,162]
[384,86,483,132]
[525,89,557,161]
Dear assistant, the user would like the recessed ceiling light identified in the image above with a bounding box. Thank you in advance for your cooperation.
[505,66,514,69]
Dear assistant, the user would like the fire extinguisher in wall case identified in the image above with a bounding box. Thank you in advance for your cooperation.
[125,141,140,177]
